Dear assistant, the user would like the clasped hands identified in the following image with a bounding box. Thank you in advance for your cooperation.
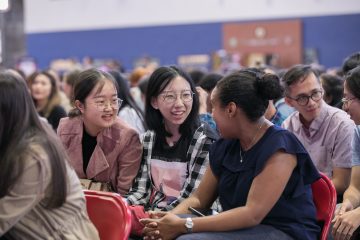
[332,200,360,240]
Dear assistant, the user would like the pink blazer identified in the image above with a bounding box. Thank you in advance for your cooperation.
[57,116,142,195]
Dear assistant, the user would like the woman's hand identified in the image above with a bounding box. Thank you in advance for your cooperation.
[332,206,360,240]
[141,212,185,240]
[335,199,354,217]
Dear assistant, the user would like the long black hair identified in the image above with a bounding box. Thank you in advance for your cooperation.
[0,70,67,208]
[145,66,200,139]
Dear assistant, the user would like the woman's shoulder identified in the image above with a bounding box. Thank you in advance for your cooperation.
[23,142,52,181]
[57,116,82,135]
[259,125,307,153]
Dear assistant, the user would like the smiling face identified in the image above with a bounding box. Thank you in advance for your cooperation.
[77,79,118,136]
[31,74,53,102]
[343,80,360,125]
[285,72,323,125]
[151,76,193,134]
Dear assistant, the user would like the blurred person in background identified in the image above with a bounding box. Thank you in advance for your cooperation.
[28,71,67,131]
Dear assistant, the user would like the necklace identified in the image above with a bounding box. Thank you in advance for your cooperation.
[239,120,266,163]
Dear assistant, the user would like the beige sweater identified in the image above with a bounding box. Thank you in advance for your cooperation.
[0,144,99,239]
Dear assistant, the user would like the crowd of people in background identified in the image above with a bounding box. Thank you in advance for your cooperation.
[1,51,360,240]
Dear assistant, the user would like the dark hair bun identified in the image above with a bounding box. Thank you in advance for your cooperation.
[255,73,284,100]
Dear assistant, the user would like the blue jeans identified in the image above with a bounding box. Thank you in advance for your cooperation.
[176,224,294,240]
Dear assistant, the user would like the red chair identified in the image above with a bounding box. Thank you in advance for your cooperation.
[84,190,132,240]
[311,172,337,240]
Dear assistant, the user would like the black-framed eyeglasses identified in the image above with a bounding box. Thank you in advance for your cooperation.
[341,97,357,108]
[287,90,323,106]
[160,90,194,104]
[93,98,123,111]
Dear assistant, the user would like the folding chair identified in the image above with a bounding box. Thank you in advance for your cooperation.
[84,190,132,240]
[311,172,337,240]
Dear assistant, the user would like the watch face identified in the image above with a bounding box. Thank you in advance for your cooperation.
[185,217,193,232]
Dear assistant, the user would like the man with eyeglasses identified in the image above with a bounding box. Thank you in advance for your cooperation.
[281,65,355,201]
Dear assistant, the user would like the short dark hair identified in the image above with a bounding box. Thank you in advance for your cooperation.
[69,68,118,117]
[346,66,360,99]
[188,69,205,86]
[0,70,67,208]
[342,52,360,75]
[199,73,223,92]
[216,69,283,122]
[320,74,344,107]
[282,65,319,94]
[145,66,199,139]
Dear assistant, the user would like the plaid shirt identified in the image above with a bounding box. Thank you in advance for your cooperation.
[126,124,218,211]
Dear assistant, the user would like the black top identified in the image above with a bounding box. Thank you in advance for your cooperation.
[210,125,320,240]
[82,125,97,174]
[152,134,190,163]
[40,105,67,131]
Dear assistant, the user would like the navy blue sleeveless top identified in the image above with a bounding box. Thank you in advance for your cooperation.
[210,125,320,240]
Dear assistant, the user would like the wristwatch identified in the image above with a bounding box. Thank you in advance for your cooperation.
[185,217,193,233]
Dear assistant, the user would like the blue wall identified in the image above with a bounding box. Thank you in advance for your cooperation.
[27,13,360,70]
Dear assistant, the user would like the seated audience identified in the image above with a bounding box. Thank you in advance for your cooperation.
[57,68,142,195]
[332,66,360,240]
[28,71,67,130]
[0,70,99,239]
[281,65,354,200]
[141,69,320,240]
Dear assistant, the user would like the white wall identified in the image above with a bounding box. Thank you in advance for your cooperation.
[25,0,360,33]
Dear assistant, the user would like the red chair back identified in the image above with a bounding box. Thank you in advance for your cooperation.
[311,172,337,240]
[84,190,132,240]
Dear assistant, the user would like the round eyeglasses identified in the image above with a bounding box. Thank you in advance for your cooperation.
[93,98,123,111]
[287,90,323,106]
[160,90,194,104]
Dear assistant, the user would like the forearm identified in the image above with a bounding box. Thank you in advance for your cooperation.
[332,168,351,195]
[333,178,349,195]
[170,196,202,215]
[191,206,259,233]
[343,185,360,208]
